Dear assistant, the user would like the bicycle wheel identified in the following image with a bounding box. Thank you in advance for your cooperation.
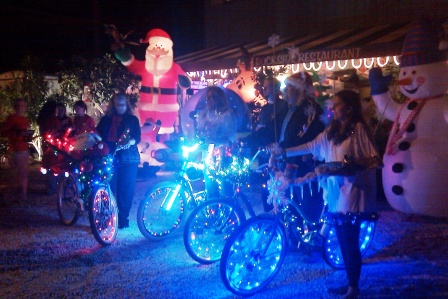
[323,220,376,269]
[220,215,287,296]
[184,199,246,264]
[137,181,185,241]
[57,174,81,226]
[88,184,118,246]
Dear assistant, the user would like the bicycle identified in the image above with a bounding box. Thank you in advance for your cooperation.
[136,137,208,241]
[42,132,118,246]
[219,161,377,296]
[183,143,259,264]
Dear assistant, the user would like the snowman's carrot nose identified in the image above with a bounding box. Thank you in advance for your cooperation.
[397,77,412,85]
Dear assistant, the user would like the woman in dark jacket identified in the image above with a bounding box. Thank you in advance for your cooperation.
[96,93,141,229]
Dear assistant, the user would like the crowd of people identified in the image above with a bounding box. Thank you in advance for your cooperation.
[1,71,380,299]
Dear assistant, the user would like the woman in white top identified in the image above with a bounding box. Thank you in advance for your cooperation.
[270,90,379,299]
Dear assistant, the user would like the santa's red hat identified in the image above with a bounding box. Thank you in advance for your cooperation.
[140,28,171,44]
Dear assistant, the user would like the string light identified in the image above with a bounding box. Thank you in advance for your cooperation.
[291,63,300,73]
[364,57,375,68]
[42,132,114,201]
[351,59,363,69]
[325,61,336,70]
[337,60,348,69]
[377,56,390,67]
[185,56,399,79]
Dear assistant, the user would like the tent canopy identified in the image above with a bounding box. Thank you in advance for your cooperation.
[175,23,413,72]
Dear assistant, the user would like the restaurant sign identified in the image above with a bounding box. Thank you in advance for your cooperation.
[253,43,403,67]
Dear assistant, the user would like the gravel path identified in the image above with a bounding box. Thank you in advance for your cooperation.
[1,164,448,299]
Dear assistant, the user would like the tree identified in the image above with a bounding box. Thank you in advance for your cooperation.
[57,53,139,110]
[0,56,49,158]
[0,56,49,124]
[1,53,138,159]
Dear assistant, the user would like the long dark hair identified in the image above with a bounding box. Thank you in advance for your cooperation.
[37,100,57,126]
[106,93,134,116]
[327,90,373,145]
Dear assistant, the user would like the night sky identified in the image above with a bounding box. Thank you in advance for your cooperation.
[0,0,204,74]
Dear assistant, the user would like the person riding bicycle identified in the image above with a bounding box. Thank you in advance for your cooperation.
[195,86,237,199]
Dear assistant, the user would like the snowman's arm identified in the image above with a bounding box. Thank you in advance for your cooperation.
[369,67,400,121]
[371,93,401,122]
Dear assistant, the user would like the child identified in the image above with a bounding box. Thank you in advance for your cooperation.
[73,100,96,135]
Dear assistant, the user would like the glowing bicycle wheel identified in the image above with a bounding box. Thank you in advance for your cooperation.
[183,198,246,264]
[220,214,287,296]
[137,181,185,241]
[323,220,376,269]
[88,184,118,246]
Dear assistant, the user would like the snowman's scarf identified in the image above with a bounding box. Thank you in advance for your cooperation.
[386,94,443,155]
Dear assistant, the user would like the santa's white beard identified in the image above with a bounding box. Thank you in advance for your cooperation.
[145,55,173,76]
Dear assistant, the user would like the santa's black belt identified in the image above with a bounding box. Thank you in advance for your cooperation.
[141,86,177,95]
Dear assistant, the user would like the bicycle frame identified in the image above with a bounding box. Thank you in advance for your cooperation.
[152,141,207,211]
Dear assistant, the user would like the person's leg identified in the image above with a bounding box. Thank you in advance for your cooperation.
[13,151,29,201]
[116,163,138,228]
[335,220,361,298]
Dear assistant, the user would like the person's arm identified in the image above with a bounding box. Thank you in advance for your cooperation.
[285,143,310,158]
[130,116,141,145]
[95,117,106,140]
[270,130,327,160]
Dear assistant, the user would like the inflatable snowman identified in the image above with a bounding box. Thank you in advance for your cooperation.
[115,28,191,136]
[369,20,448,218]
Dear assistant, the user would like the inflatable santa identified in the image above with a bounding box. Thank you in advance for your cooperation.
[115,28,191,136]
[369,20,448,218]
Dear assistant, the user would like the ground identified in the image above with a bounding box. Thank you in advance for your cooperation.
[0,163,447,299]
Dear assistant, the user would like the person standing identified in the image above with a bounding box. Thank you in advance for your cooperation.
[96,93,141,229]
[73,100,96,135]
[258,76,287,129]
[262,72,326,212]
[269,90,379,299]
[2,98,33,202]
[37,100,63,195]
